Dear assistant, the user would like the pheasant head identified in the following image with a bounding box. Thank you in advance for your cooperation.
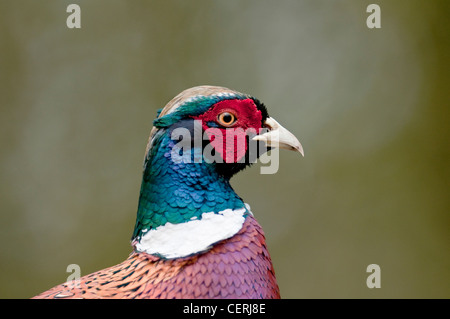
[132,85,303,259]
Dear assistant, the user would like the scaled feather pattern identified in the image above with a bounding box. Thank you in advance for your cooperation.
[33,215,279,299]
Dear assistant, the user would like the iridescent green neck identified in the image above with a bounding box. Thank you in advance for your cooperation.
[132,130,245,241]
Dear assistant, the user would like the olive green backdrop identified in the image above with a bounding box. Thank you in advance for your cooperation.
[0,0,449,298]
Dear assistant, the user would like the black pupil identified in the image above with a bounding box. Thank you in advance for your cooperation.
[223,113,233,123]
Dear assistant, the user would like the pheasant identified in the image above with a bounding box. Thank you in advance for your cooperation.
[33,86,303,299]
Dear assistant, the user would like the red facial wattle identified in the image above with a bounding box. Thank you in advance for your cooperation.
[192,99,263,163]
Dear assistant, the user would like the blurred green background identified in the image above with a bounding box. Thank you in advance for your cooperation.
[0,0,449,298]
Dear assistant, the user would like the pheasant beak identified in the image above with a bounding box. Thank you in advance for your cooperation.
[252,117,304,156]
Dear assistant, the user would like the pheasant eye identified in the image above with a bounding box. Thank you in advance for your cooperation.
[217,112,237,127]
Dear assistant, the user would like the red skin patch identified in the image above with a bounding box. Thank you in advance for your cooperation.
[192,99,263,163]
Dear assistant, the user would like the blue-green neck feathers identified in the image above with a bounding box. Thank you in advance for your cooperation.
[132,93,261,241]
[132,126,245,241]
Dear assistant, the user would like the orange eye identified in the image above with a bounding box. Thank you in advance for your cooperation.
[217,112,237,127]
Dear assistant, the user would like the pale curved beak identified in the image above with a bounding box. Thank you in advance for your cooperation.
[252,117,304,156]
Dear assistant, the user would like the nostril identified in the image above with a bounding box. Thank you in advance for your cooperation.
[262,117,278,131]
